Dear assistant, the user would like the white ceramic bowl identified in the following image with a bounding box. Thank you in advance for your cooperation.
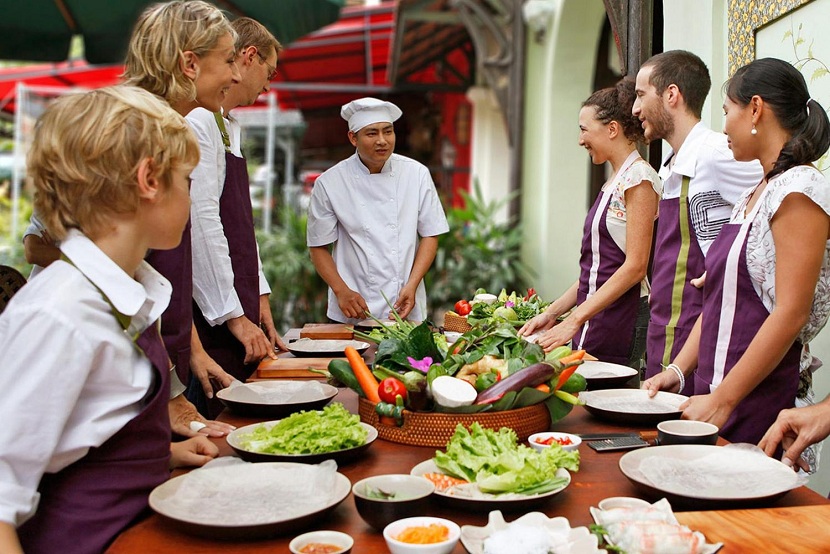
[473,293,498,305]
[289,530,353,554]
[443,331,462,344]
[597,496,651,511]
[383,516,461,554]
[528,432,582,453]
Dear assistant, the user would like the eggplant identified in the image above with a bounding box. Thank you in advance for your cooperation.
[474,362,556,405]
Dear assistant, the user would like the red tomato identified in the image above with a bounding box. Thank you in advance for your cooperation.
[454,300,472,316]
[378,377,407,404]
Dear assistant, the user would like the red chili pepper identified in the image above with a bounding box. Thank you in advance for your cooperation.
[535,435,573,446]
[525,287,536,301]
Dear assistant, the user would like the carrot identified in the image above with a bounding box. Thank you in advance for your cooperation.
[535,383,551,394]
[345,346,380,403]
[554,365,579,391]
[557,349,586,367]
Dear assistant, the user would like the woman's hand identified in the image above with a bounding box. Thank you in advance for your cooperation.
[679,392,733,430]
[759,399,830,471]
[642,369,681,396]
[518,311,557,336]
[535,317,580,352]
[170,436,219,469]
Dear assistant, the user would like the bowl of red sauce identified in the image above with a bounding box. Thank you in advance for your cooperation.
[289,530,353,554]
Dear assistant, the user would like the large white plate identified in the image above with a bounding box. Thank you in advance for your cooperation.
[619,445,801,507]
[576,361,638,389]
[461,510,604,554]
[410,459,570,512]
[580,389,687,425]
[286,338,370,357]
[216,381,337,418]
[149,462,351,539]
[227,420,377,464]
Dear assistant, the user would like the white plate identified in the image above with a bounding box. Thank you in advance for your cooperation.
[216,381,338,418]
[618,444,801,506]
[580,389,688,425]
[287,338,370,357]
[149,462,351,539]
[227,421,377,464]
[461,510,605,554]
[576,361,638,388]
[590,497,721,553]
[410,459,570,511]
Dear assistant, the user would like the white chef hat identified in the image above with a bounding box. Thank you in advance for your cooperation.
[340,97,402,133]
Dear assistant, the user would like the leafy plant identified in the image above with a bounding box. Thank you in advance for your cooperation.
[256,206,327,332]
[425,181,534,320]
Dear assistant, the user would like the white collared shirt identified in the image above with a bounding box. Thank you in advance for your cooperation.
[658,122,763,255]
[307,152,449,323]
[187,107,270,326]
[0,230,171,526]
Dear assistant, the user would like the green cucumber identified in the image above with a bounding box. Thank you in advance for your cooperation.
[558,372,587,394]
[327,359,366,397]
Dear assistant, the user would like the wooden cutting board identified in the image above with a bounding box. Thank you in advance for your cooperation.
[255,356,336,379]
[676,504,830,552]
[299,323,354,339]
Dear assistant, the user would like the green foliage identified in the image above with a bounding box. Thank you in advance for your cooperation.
[0,194,33,275]
[256,206,327,332]
[425,181,533,318]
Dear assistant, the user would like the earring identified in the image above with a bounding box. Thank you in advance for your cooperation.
[751,125,757,135]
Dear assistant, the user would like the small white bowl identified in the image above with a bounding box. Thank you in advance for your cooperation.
[473,293,498,305]
[528,432,581,453]
[289,530,353,554]
[383,516,461,554]
[597,496,651,511]
[444,331,462,344]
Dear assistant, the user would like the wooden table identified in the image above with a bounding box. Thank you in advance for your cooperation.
[107,388,830,553]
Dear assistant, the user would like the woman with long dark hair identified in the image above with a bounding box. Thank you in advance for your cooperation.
[645,58,830,447]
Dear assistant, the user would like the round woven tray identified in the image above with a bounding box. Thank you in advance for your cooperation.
[358,397,551,447]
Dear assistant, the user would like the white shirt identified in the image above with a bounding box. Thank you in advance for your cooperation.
[0,230,171,527]
[659,122,763,255]
[187,107,270,326]
[603,154,662,253]
[22,213,48,279]
[307,152,449,322]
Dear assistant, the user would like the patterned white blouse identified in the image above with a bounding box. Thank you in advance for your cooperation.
[733,165,830,377]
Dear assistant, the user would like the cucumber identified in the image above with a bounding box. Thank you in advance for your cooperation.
[327,359,366,397]
[558,372,587,394]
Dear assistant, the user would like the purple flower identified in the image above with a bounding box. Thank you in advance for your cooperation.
[407,356,433,373]
[505,301,515,308]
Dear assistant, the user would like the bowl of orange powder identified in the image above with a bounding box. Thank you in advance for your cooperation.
[383,516,460,554]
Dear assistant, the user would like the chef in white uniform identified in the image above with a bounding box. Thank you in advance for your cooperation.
[307,97,449,323]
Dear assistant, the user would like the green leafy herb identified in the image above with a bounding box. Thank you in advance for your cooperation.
[238,403,367,455]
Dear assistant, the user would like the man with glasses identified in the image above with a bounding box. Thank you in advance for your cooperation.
[186,17,286,417]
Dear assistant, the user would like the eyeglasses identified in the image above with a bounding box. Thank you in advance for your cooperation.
[256,50,278,81]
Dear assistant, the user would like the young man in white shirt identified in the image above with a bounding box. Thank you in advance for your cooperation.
[633,50,763,387]
[307,97,449,324]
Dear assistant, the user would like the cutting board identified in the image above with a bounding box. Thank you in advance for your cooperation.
[676,504,830,552]
[255,356,335,379]
[299,323,354,340]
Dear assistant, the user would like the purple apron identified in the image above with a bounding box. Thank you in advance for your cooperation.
[19,293,171,553]
[695,189,800,444]
[146,223,193,384]
[574,155,640,365]
[645,176,703,394]
[191,113,261,417]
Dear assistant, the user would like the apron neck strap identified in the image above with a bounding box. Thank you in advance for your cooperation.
[213,111,231,153]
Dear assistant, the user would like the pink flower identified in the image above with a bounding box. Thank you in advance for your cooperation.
[505,301,515,308]
[407,356,433,373]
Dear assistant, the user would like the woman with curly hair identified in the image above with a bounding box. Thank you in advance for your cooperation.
[520,78,660,367]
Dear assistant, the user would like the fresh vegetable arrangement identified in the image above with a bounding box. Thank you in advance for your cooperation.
[433,423,579,495]
[237,403,367,455]
[445,288,550,327]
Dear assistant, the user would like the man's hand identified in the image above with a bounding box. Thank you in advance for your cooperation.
[335,288,369,320]
[227,315,278,363]
[260,294,287,351]
[190,347,235,398]
[168,393,235,437]
[392,284,417,320]
[169,436,219,469]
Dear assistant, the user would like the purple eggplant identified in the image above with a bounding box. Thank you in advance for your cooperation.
[474,362,556,405]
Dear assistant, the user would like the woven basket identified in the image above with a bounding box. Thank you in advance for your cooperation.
[358,397,551,447]
[443,311,472,333]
